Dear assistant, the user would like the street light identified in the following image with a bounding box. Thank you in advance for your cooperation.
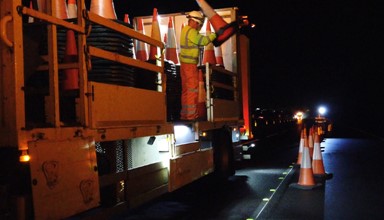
[318,106,327,116]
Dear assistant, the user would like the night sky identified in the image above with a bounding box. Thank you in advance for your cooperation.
[111,0,383,136]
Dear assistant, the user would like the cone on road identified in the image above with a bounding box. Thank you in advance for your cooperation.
[165,17,179,64]
[202,21,216,65]
[90,0,117,19]
[67,0,77,19]
[313,133,333,180]
[290,147,322,190]
[149,8,161,61]
[296,129,305,165]
[195,0,248,46]
[135,18,148,61]
[308,127,314,157]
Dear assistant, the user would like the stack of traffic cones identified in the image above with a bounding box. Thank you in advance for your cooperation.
[124,14,136,59]
[135,18,148,61]
[290,146,322,190]
[214,45,224,67]
[202,21,216,65]
[90,0,117,19]
[148,8,161,61]
[165,17,179,64]
[62,0,78,90]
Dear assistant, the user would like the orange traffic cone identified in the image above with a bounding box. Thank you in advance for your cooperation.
[67,0,77,19]
[62,29,79,90]
[90,0,117,19]
[124,14,136,59]
[197,69,207,120]
[36,0,47,14]
[308,127,314,157]
[313,133,333,180]
[214,45,224,67]
[195,0,247,46]
[202,21,216,65]
[290,147,322,189]
[296,129,305,165]
[54,0,68,19]
[28,0,35,23]
[124,14,130,24]
[165,17,179,64]
[148,8,161,61]
[135,18,148,61]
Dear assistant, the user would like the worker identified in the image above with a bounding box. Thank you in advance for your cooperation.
[179,11,217,120]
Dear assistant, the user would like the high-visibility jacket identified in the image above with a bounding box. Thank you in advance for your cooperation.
[179,25,216,64]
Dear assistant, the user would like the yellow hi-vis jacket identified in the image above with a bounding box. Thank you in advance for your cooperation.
[180,25,216,64]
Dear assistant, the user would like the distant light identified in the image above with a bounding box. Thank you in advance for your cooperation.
[318,106,327,115]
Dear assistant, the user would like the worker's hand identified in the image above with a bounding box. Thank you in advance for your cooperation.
[209,32,217,42]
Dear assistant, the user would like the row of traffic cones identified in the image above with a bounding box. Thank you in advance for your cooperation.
[291,127,333,190]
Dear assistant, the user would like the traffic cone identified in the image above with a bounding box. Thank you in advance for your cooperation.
[135,18,148,61]
[165,17,179,64]
[313,133,333,180]
[214,45,224,67]
[67,0,77,19]
[36,0,47,14]
[195,0,248,46]
[296,129,305,165]
[90,0,117,19]
[308,127,314,157]
[148,8,161,61]
[54,0,68,19]
[62,28,79,90]
[197,69,207,120]
[290,147,322,190]
[124,14,136,59]
[202,21,216,65]
[124,14,130,24]
[28,0,35,23]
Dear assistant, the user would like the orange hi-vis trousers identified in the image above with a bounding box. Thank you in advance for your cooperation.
[180,63,199,120]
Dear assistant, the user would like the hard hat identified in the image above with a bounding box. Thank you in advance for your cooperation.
[187,11,204,25]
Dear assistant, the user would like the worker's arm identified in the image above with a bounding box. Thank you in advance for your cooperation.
[188,28,216,46]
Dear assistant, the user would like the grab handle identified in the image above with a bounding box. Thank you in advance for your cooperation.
[0,15,14,47]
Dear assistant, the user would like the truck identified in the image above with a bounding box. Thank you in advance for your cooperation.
[0,0,251,219]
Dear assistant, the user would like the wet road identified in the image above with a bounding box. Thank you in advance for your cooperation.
[113,123,384,219]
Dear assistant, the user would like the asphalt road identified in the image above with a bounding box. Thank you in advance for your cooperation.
[113,125,301,220]
[113,122,384,220]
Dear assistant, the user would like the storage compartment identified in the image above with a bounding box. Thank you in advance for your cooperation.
[88,82,166,128]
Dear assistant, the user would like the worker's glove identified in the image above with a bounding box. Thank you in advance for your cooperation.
[208,32,217,42]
